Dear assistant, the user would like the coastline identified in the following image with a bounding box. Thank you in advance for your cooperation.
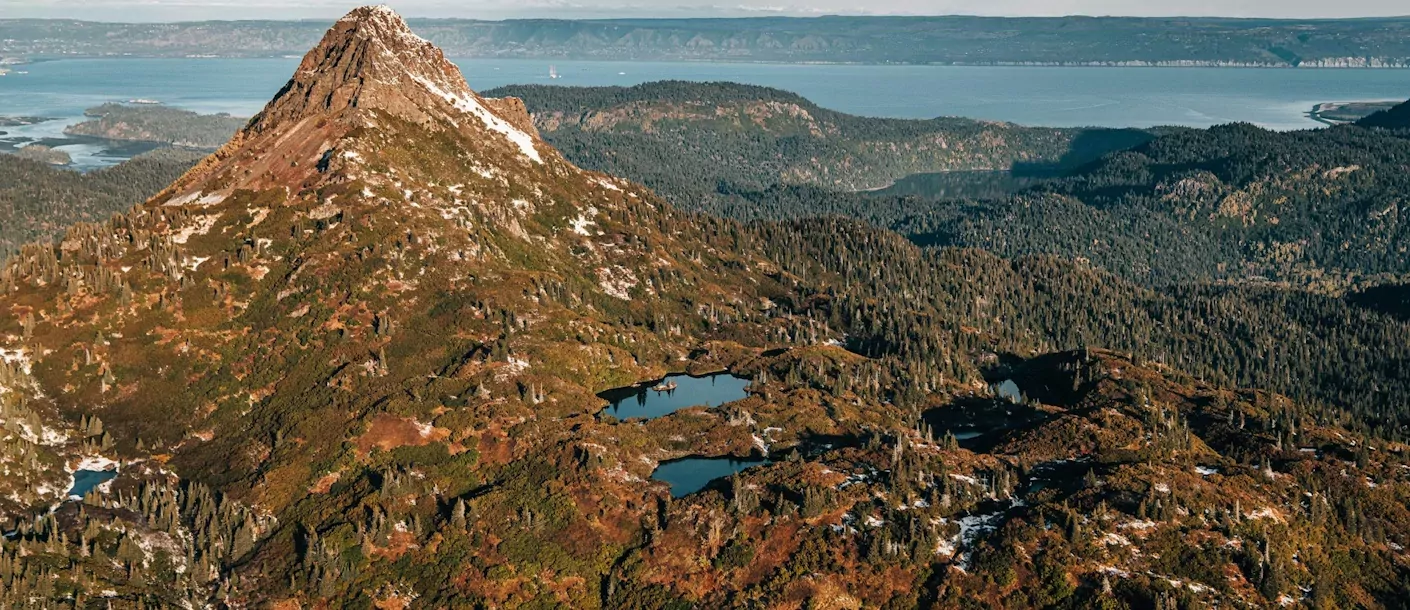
[8,53,1410,69]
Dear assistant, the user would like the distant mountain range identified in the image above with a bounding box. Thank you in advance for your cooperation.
[5,15,1410,66]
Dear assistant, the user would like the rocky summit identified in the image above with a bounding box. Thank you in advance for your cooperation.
[0,6,1407,609]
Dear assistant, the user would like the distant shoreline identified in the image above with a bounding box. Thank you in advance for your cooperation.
[8,55,1410,70]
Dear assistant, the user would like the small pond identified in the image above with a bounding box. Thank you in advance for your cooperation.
[651,457,771,498]
[68,469,117,499]
[598,372,750,421]
[994,379,1023,403]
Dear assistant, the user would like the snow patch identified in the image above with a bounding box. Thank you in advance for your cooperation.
[0,348,32,375]
[570,207,600,236]
[167,190,226,208]
[1246,507,1283,522]
[751,434,769,455]
[1100,565,1132,579]
[172,213,221,244]
[937,507,1007,569]
[412,75,543,164]
[1102,533,1132,546]
[246,208,270,228]
[597,266,638,300]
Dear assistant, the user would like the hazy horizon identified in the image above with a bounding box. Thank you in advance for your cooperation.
[2,0,1407,22]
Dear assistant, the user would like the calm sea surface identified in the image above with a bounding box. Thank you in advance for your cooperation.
[1,57,1407,167]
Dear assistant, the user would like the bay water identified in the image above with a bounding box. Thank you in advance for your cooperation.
[2,57,1406,169]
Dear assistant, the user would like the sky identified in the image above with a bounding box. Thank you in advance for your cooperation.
[1,0,1407,21]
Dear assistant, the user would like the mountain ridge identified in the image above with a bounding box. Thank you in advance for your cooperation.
[486,80,1153,215]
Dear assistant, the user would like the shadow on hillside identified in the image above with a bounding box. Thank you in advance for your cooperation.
[1348,283,1410,321]
[1012,127,1154,177]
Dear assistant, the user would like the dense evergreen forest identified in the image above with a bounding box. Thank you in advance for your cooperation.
[1357,98,1410,130]
[759,218,1410,435]
[0,148,202,254]
[505,83,1410,291]
[487,81,1152,212]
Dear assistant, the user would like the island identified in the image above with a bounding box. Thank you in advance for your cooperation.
[0,116,56,128]
[13,144,72,166]
[63,103,247,149]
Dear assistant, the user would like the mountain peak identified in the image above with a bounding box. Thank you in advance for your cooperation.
[336,4,414,31]
[161,5,546,202]
[244,5,517,138]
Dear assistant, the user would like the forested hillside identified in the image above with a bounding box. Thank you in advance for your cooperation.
[501,82,1410,290]
[488,81,1151,215]
[1358,99,1410,130]
[897,121,1410,286]
[0,148,203,254]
